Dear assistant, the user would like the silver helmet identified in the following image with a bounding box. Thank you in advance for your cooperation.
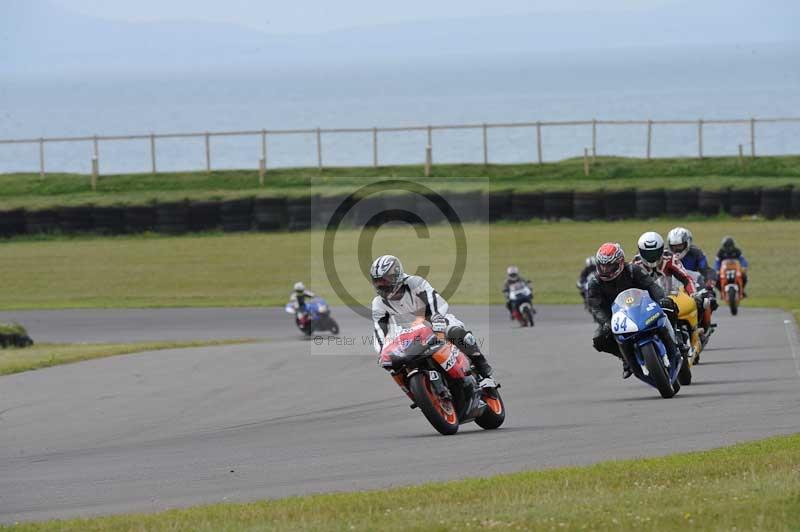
[667,227,693,260]
[370,255,405,298]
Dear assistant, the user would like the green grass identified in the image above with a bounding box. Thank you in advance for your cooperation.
[0,338,257,375]
[7,432,799,531]
[1,155,799,209]
[0,218,797,311]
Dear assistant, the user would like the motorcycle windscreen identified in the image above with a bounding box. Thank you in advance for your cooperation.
[612,288,647,312]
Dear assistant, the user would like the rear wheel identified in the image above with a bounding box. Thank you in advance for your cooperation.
[329,320,340,335]
[409,372,459,435]
[728,286,738,316]
[475,389,506,430]
[642,343,676,398]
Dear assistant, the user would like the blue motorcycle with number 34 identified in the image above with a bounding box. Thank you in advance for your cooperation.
[611,288,692,398]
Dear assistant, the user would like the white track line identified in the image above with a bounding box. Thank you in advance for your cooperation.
[784,318,800,378]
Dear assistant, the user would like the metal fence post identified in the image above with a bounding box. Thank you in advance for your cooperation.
[738,144,745,169]
[426,126,433,165]
[150,133,157,175]
[204,132,211,172]
[583,148,590,176]
[261,129,268,168]
[646,120,653,160]
[591,119,597,161]
[698,119,704,159]
[39,138,45,177]
[92,135,99,174]
[372,127,378,167]
[750,118,756,158]
[91,156,98,191]
[482,123,489,165]
[316,128,322,170]
[536,121,542,164]
[424,146,432,177]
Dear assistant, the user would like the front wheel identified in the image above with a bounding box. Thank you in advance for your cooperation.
[678,356,692,385]
[522,305,535,327]
[641,343,676,398]
[329,319,340,335]
[475,389,506,430]
[727,285,738,316]
[409,372,459,435]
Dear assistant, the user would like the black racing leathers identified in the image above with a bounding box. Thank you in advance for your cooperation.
[587,263,670,357]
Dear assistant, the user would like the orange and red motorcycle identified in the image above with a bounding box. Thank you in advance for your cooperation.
[380,321,505,435]
[719,259,745,316]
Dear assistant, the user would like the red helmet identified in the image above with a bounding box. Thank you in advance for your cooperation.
[595,242,625,281]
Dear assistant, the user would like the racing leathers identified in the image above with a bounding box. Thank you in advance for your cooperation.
[587,263,681,370]
[289,289,316,311]
[372,275,494,378]
[502,276,533,316]
[679,245,716,287]
[714,246,749,291]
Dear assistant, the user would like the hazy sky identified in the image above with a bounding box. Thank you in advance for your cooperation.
[51,0,677,34]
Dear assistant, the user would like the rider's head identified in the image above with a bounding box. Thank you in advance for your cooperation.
[595,242,625,282]
[637,231,665,270]
[721,235,735,250]
[370,255,406,299]
[293,281,306,294]
[667,227,693,259]
[506,265,520,281]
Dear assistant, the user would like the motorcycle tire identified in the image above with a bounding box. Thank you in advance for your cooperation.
[728,285,738,316]
[641,343,676,398]
[475,389,506,430]
[408,372,459,435]
[329,320,340,335]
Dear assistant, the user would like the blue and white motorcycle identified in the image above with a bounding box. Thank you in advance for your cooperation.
[611,288,691,398]
[285,297,340,336]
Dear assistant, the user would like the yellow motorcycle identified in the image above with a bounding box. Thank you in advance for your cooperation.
[658,276,706,366]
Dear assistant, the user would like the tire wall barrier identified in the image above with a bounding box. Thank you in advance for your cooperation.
[1,186,797,239]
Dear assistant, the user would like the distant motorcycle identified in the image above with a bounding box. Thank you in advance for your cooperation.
[285,297,340,336]
[719,259,745,316]
[380,321,505,435]
[611,288,691,398]
[508,280,535,327]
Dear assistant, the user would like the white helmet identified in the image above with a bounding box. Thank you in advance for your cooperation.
[637,231,665,269]
[506,265,519,280]
[370,255,405,298]
[293,281,305,293]
[667,227,693,259]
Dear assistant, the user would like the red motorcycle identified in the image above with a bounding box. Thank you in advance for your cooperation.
[719,259,745,316]
[380,321,505,435]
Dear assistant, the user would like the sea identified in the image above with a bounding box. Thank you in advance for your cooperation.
[1,43,799,174]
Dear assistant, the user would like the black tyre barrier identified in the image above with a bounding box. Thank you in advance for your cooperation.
[604,189,636,220]
[287,196,313,231]
[665,188,698,217]
[0,209,26,237]
[573,191,605,221]
[188,200,221,232]
[488,191,513,222]
[635,189,666,219]
[156,201,190,235]
[220,197,253,232]
[0,332,34,348]
[510,192,544,221]
[444,191,483,223]
[416,193,446,225]
[760,186,793,219]
[697,189,727,216]
[729,188,761,217]
[57,206,94,233]
[353,194,387,227]
[252,197,288,230]
[25,209,60,234]
[125,205,157,233]
[92,206,126,235]
[791,188,800,219]
[314,194,350,228]
[544,191,574,220]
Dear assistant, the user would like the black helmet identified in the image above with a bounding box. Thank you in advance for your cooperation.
[721,236,735,249]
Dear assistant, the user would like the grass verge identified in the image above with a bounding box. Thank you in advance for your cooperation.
[1,155,798,209]
[6,432,799,531]
[0,338,256,376]
[0,218,797,310]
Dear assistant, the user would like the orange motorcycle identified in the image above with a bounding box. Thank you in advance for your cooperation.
[719,259,745,316]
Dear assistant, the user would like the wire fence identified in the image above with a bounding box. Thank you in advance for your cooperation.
[1,116,799,177]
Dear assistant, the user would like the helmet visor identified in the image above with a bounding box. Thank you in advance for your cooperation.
[597,261,622,280]
[372,275,396,297]
[640,247,663,265]
[669,242,688,255]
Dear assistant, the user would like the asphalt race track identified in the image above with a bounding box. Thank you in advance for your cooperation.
[1,305,798,523]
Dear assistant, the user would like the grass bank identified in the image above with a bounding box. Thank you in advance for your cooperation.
[7,432,799,531]
[0,339,256,376]
[0,218,796,311]
[1,155,799,209]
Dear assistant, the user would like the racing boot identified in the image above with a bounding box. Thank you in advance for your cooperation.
[622,359,632,379]
[446,325,494,379]
[468,352,494,380]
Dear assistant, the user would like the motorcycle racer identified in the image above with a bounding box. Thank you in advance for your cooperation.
[288,281,315,311]
[587,242,682,379]
[502,265,533,319]
[714,236,749,295]
[666,227,717,287]
[370,255,495,379]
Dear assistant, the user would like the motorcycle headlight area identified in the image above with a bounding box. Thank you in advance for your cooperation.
[611,312,640,334]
